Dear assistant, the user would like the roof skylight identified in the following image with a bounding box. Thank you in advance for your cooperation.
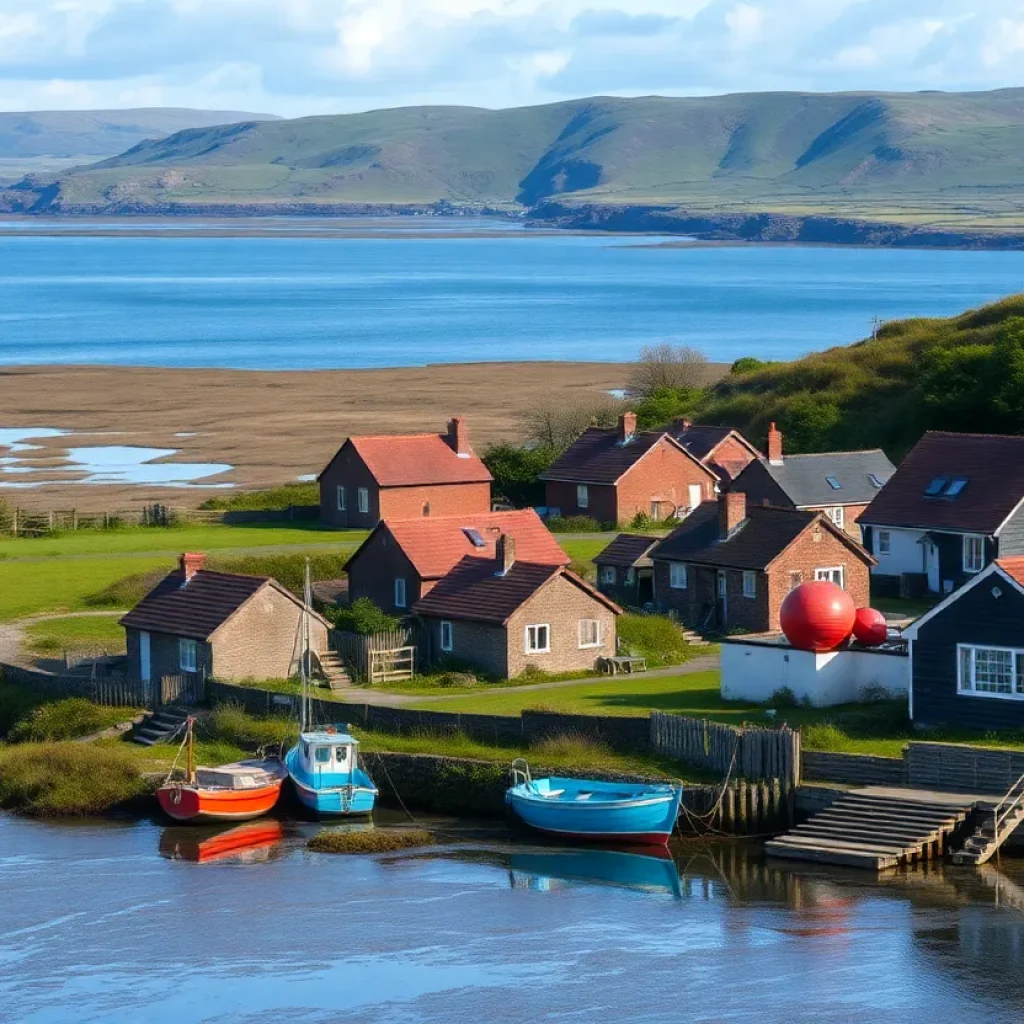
[825,476,842,490]
[945,478,968,497]
[462,528,487,548]
[924,477,948,496]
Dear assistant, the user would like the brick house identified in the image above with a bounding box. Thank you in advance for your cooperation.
[730,423,895,542]
[650,492,874,634]
[413,534,621,679]
[859,432,1024,596]
[667,420,761,483]
[318,417,493,528]
[540,412,719,525]
[120,553,329,684]
[344,508,569,615]
[593,533,660,608]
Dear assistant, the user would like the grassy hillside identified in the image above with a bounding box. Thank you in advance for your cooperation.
[698,294,1024,459]
[8,90,1024,226]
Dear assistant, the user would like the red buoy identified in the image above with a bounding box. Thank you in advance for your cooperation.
[852,606,888,646]
[780,581,856,652]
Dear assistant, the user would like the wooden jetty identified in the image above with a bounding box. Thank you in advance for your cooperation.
[765,787,976,871]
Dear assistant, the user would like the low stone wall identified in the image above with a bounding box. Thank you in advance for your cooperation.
[907,741,1024,795]
[219,506,319,525]
[1,663,94,697]
[801,750,906,787]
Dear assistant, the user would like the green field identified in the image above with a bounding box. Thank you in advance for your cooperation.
[24,616,126,655]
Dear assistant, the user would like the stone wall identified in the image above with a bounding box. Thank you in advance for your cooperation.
[801,750,906,786]
[906,741,1024,795]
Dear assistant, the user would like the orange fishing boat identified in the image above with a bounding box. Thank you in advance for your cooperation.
[156,717,286,823]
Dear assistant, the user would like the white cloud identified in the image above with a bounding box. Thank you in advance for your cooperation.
[0,0,1019,116]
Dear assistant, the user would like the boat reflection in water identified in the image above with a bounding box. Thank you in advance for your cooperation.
[508,845,683,898]
[158,820,286,865]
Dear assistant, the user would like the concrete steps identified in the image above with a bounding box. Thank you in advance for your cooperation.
[132,707,190,747]
[681,629,712,648]
[318,651,353,691]
[952,803,1024,865]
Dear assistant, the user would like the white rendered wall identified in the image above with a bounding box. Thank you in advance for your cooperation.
[870,526,926,576]
[721,641,910,707]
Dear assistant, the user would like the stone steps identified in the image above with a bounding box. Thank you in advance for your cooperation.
[132,707,190,747]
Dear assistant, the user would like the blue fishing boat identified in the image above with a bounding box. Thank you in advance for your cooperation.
[284,561,377,817]
[505,760,682,846]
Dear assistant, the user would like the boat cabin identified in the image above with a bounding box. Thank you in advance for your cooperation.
[295,730,360,785]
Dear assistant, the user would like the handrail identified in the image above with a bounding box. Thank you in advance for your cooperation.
[510,758,532,788]
[993,772,1024,839]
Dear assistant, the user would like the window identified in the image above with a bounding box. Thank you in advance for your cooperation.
[179,638,197,673]
[946,478,968,497]
[599,565,617,585]
[525,624,550,654]
[669,563,688,589]
[877,530,891,555]
[315,746,331,764]
[788,571,802,591]
[828,506,844,529]
[463,528,486,548]
[394,577,407,608]
[576,484,589,509]
[336,485,346,511]
[335,746,349,763]
[958,645,1024,698]
[742,571,757,599]
[868,473,884,489]
[826,476,842,490]
[924,477,948,496]
[440,620,453,652]
[624,567,636,585]
[963,534,985,573]
[357,487,369,513]
[815,566,844,587]
[579,619,602,648]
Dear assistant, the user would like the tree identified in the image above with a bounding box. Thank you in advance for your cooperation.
[778,393,843,452]
[730,356,767,375]
[627,344,710,398]
[0,496,11,534]
[519,396,624,452]
[482,443,556,507]
[633,387,704,430]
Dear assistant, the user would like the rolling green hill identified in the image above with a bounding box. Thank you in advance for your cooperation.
[7,90,1024,232]
[697,295,1024,458]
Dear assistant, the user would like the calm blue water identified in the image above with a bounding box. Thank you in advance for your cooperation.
[1,231,1023,369]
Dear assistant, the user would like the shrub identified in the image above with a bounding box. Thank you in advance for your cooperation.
[547,515,610,533]
[617,613,692,667]
[482,443,556,507]
[308,829,435,854]
[7,699,138,743]
[770,686,798,708]
[200,482,319,511]
[206,705,294,751]
[0,743,149,816]
[730,356,768,375]
[329,597,401,635]
[0,682,48,738]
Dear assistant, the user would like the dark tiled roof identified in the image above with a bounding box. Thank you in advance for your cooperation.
[651,503,822,570]
[594,533,660,567]
[756,449,895,507]
[859,432,1024,534]
[413,559,619,624]
[670,424,734,461]
[539,428,677,485]
[120,569,271,640]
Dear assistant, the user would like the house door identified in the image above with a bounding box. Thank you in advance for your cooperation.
[688,484,703,511]
[716,570,728,627]
[139,631,151,683]
[924,540,940,593]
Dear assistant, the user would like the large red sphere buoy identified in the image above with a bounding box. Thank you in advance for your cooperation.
[780,581,856,652]
[852,606,888,646]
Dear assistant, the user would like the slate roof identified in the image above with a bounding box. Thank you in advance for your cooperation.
[670,424,754,462]
[413,559,620,624]
[539,427,694,485]
[859,432,1024,534]
[345,509,569,580]
[594,534,660,568]
[756,449,895,507]
[319,433,492,488]
[119,569,319,641]
[650,502,869,571]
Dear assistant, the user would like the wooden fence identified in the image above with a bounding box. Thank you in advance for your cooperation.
[650,712,801,788]
[332,627,422,684]
[92,675,153,708]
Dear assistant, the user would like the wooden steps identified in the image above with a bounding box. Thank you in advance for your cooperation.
[952,803,1024,865]
[132,707,190,747]
[318,651,353,691]
[766,790,972,871]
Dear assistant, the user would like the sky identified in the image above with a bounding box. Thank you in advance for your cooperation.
[0,0,1021,117]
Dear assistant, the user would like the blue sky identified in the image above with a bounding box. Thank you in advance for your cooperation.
[0,0,1021,116]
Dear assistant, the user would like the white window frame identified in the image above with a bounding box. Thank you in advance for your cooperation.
[525,624,550,655]
[877,530,891,555]
[576,484,589,509]
[957,644,1024,700]
[963,534,985,574]
[742,571,757,599]
[814,566,845,588]
[624,567,636,585]
[394,577,407,609]
[357,487,369,514]
[179,638,198,673]
[599,565,617,586]
[669,563,688,590]
[440,620,453,653]
[578,619,602,649]
[336,485,346,512]
[828,506,844,529]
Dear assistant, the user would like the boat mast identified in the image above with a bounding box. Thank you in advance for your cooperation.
[300,557,312,734]
[186,716,196,785]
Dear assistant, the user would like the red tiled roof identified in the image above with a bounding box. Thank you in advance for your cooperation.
[320,433,492,487]
[997,557,1024,588]
[413,559,620,624]
[347,509,570,580]
[859,432,1024,534]
[540,428,704,486]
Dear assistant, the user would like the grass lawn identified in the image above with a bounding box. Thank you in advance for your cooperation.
[23,615,126,655]
[559,538,614,565]
[873,595,939,620]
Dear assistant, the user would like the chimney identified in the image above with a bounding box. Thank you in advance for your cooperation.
[671,417,692,435]
[179,552,206,581]
[447,416,470,457]
[767,422,783,465]
[618,411,637,444]
[718,492,747,540]
[495,533,516,576]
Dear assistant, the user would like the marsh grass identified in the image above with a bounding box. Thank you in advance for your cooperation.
[7,698,139,743]
[308,829,435,854]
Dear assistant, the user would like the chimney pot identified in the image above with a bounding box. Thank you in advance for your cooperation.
[179,552,206,581]
[767,422,783,465]
[495,533,516,576]
[718,492,746,540]
[619,411,638,443]
[447,416,470,457]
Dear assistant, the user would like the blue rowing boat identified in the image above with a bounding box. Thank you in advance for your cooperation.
[505,760,682,846]
[285,729,378,817]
